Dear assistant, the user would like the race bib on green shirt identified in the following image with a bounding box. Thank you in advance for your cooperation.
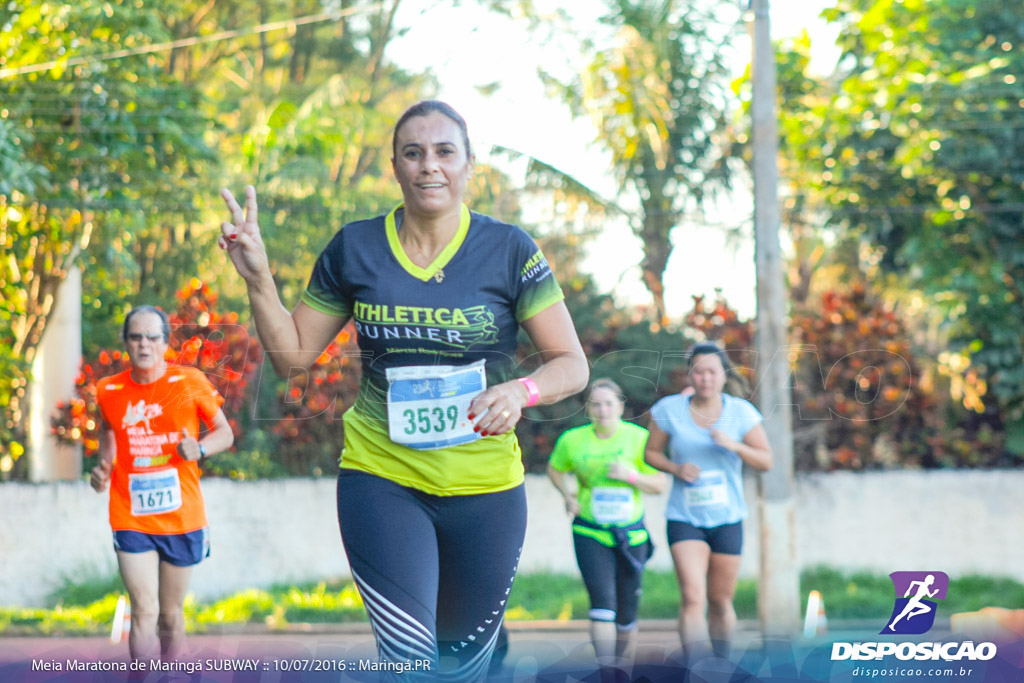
[591,486,634,524]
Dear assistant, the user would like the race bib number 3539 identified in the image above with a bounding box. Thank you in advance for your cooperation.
[386,360,486,450]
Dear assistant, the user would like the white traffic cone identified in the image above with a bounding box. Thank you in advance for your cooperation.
[110,595,132,643]
[803,590,828,639]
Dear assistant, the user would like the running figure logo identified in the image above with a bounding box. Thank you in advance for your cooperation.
[122,400,163,433]
[882,571,949,635]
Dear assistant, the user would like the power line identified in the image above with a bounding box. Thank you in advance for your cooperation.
[16,193,1024,218]
[0,4,383,80]
[784,202,1024,216]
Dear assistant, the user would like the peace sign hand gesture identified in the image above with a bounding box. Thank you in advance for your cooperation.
[219,185,270,283]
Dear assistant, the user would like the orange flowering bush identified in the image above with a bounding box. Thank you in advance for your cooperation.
[272,325,361,475]
[683,286,956,470]
[54,278,1005,475]
[52,349,131,454]
[52,279,263,457]
[168,278,264,437]
[53,279,365,477]
[788,284,933,469]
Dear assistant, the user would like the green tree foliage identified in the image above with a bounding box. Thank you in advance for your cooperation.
[1,0,434,478]
[0,120,47,477]
[539,0,741,322]
[21,0,1022,480]
[0,1,215,476]
[777,0,1024,453]
[164,0,428,303]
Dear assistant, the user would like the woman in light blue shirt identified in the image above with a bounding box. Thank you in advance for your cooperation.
[645,343,772,659]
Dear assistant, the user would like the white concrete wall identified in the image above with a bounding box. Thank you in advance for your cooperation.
[3,470,1023,607]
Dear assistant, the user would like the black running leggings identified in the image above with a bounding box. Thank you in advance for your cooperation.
[572,531,648,628]
[336,469,527,681]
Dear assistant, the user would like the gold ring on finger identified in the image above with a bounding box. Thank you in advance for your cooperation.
[501,410,511,419]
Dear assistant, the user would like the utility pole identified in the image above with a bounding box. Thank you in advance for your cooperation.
[749,0,800,637]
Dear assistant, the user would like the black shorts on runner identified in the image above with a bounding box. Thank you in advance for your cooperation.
[666,519,743,555]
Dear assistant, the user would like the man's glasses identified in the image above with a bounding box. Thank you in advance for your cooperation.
[126,333,165,343]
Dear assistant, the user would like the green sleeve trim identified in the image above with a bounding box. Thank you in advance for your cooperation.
[516,290,565,323]
[300,290,349,317]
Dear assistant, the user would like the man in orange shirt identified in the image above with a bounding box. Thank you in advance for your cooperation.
[90,306,233,661]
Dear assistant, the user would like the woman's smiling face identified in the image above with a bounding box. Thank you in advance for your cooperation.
[392,111,474,218]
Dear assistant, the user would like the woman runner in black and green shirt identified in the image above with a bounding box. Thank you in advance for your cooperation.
[219,100,589,680]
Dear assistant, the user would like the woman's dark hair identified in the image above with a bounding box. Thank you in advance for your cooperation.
[122,305,170,343]
[688,342,750,397]
[688,343,732,371]
[392,100,472,159]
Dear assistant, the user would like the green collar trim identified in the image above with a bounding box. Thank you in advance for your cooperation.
[385,204,471,282]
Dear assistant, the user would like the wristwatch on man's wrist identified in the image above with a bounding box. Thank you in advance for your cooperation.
[198,443,207,460]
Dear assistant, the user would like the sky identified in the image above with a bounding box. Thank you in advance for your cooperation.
[387,2,840,320]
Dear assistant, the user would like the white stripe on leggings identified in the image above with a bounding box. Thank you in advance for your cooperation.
[352,568,436,662]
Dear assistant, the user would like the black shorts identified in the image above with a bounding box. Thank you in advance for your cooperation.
[572,532,649,628]
[666,520,743,555]
[337,469,527,681]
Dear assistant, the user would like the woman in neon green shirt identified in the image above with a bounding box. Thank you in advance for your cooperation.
[548,379,666,664]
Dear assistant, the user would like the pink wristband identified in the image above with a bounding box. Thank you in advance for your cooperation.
[627,471,638,485]
[518,377,540,407]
